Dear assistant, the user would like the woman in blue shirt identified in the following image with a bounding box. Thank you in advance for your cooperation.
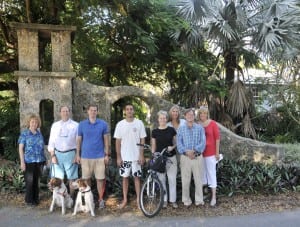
[18,114,46,206]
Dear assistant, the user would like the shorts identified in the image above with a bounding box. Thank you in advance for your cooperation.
[81,158,105,180]
[119,161,142,178]
[51,150,78,180]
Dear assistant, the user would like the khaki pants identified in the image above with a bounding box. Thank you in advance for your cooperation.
[180,154,204,205]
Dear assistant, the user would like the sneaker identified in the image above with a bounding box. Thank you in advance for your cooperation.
[99,199,105,209]
[195,201,205,206]
[172,202,178,208]
[183,202,192,207]
[210,199,216,207]
[163,201,168,208]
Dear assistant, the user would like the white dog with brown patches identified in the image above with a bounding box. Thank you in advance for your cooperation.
[48,178,73,215]
[72,179,95,216]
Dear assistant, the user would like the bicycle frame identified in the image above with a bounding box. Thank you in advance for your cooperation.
[137,143,166,218]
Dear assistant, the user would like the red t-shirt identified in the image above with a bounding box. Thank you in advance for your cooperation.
[203,120,220,157]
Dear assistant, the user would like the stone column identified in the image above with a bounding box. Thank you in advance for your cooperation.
[17,29,39,71]
[51,31,72,71]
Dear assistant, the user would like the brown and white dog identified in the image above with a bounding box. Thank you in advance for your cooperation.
[48,178,73,215]
[72,179,95,216]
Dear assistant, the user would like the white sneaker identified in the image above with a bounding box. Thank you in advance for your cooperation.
[210,199,216,207]
[172,202,178,208]
[195,201,204,206]
[163,201,168,208]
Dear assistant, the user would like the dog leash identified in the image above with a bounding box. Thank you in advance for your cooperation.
[80,189,91,206]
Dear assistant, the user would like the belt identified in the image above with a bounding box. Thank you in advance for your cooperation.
[183,152,202,157]
[55,148,76,153]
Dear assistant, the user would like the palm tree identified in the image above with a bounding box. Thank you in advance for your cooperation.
[172,0,300,137]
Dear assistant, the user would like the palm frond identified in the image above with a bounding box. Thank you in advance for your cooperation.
[176,0,207,21]
[251,0,300,59]
[242,112,257,139]
[227,80,250,118]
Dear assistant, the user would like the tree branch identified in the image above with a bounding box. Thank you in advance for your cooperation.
[0,17,15,48]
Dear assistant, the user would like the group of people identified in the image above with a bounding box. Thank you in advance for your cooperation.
[18,103,220,210]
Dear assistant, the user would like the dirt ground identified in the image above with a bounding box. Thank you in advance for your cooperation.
[1,190,300,217]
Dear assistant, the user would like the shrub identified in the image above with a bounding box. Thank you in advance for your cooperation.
[217,159,300,196]
[0,160,25,193]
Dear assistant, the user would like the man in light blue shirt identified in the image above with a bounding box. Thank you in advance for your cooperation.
[177,108,206,207]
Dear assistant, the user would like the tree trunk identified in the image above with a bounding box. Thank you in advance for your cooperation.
[224,50,236,89]
[25,0,32,23]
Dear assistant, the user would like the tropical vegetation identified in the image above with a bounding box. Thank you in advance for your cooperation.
[0,0,300,159]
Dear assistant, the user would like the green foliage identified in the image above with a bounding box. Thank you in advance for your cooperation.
[217,159,299,196]
[282,144,300,167]
[0,161,25,193]
[103,155,300,200]
[253,105,300,143]
[0,96,19,161]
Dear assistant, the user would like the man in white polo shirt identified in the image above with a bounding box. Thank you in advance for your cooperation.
[48,106,78,196]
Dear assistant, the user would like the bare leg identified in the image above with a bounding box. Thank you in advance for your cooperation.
[68,179,75,197]
[134,177,141,208]
[96,179,104,201]
[119,177,128,208]
[101,179,106,199]
[211,187,217,206]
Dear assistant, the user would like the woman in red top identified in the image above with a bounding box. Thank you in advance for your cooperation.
[197,106,220,206]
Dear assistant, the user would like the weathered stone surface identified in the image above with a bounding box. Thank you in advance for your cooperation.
[72,80,174,130]
[51,31,72,71]
[17,76,73,129]
[17,29,39,71]
[218,123,285,165]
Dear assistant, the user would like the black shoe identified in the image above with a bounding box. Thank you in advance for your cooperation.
[32,201,39,206]
[26,202,34,208]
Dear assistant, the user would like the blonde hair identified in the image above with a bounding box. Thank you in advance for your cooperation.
[168,105,181,124]
[26,114,41,128]
[197,106,209,120]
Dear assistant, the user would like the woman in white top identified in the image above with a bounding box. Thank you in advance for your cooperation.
[167,105,186,131]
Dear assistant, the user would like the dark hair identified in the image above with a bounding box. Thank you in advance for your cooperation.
[123,103,134,110]
[87,104,98,111]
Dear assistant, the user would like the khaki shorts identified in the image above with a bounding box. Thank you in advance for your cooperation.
[81,158,105,180]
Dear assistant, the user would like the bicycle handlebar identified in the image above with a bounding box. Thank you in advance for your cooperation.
[136,143,151,149]
[137,143,168,155]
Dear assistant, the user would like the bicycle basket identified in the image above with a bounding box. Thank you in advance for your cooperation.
[149,152,167,173]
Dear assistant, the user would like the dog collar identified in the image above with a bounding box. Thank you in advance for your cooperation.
[57,188,67,197]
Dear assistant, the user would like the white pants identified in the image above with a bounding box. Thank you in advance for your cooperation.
[180,154,204,205]
[157,155,177,203]
[203,155,217,188]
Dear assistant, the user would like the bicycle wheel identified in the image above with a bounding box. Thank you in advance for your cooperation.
[139,174,164,218]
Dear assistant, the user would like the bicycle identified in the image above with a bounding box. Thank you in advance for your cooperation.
[137,143,168,218]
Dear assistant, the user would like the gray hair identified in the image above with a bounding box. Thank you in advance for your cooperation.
[157,110,169,120]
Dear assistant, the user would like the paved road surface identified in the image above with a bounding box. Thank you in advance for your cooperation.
[0,206,300,227]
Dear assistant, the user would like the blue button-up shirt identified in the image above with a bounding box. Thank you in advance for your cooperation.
[18,129,46,163]
[177,122,206,154]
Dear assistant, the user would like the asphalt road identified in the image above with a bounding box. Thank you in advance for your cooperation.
[0,206,300,227]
